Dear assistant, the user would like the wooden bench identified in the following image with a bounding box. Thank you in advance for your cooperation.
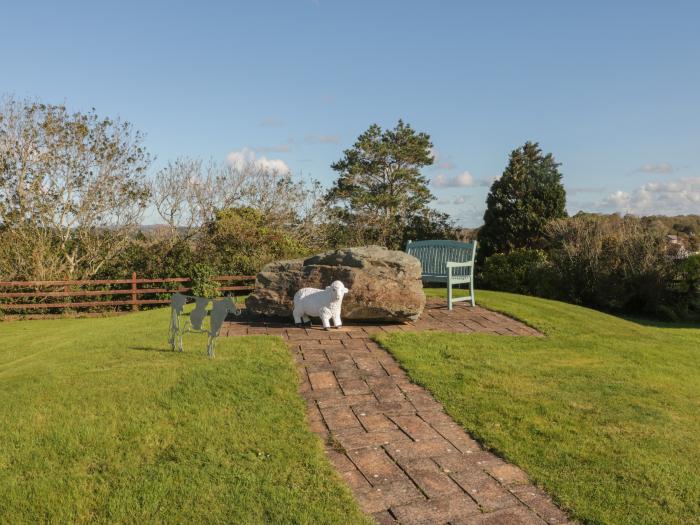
[405,239,477,310]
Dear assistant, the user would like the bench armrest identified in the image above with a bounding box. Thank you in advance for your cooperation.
[446,261,473,268]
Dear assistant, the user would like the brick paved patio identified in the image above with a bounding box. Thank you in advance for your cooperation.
[222,300,573,525]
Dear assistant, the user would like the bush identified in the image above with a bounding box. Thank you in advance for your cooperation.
[480,249,554,296]
[545,214,674,316]
[670,254,700,320]
[198,207,312,275]
[189,263,221,298]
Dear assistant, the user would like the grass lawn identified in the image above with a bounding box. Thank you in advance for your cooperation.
[0,308,370,524]
[377,289,700,525]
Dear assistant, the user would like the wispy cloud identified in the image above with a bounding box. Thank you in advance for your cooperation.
[306,134,340,144]
[453,195,467,204]
[566,186,607,195]
[432,171,475,188]
[253,139,295,153]
[429,147,456,170]
[259,116,284,128]
[227,147,290,174]
[633,162,673,174]
[600,177,700,215]
[478,176,498,187]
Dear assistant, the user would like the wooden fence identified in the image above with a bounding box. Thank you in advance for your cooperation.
[0,274,255,314]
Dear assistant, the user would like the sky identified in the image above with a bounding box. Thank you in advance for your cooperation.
[2,0,699,226]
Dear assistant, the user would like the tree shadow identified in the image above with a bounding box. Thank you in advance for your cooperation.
[617,314,700,330]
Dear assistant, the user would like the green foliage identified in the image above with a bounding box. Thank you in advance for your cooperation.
[480,249,554,296]
[476,215,699,321]
[326,120,436,249]
[402,209,457,247]
[545,214,675,316]
[199,207,311,275]
[380,289,700,525]
[0,309,369,524]
[189,263,221,298]
[670,254,700,319]
[478,142,567,260]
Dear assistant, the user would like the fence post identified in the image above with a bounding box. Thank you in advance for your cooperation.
[131,272,138,311]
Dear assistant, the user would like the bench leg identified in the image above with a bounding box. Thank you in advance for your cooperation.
[447,273,453,310]
[469,278,475,307]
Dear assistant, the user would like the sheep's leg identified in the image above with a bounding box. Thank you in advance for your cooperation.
[319,309,331,330]
[293,307,303,327]
[333,313,342,329]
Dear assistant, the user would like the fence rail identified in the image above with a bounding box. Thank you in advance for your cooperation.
[0,274,255,313]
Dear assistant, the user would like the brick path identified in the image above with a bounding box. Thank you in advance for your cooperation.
[223,300,573,525]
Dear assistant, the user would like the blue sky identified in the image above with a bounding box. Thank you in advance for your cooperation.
[2,0,699,225]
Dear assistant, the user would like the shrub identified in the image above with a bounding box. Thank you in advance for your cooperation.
[198,207,311,275]
[480,249,554,296]
[189,263,221,298]
[545,214,673,315]
[670,254,700,320]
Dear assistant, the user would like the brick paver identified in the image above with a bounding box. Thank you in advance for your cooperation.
[223,300,573,525]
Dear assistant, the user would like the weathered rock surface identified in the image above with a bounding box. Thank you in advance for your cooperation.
[245,246,425,322]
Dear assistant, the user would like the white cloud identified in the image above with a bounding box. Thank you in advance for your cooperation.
[432,171,475,188]
[226,147,290,174]
[635,162,673,174]
[600,177,700,215]
[453,195,467,205]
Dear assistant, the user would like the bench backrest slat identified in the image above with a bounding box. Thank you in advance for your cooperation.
[405,240,477,278]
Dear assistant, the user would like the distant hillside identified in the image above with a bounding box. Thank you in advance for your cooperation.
[458,214,699,249]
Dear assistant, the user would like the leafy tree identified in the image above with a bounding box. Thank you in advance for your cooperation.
[403,209,456,247]
[326,120,436,249]
[0,97,151,279]
[478,142,566,259]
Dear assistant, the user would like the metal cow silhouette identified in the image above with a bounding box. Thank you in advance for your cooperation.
[169,293,241,358]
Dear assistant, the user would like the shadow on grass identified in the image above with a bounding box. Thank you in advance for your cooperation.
[618,315,700,329]
[128,346,173,353]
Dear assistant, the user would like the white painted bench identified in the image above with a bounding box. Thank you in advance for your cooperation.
[406,240,477,310]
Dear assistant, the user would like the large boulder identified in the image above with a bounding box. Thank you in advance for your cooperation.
[245,246,425,322]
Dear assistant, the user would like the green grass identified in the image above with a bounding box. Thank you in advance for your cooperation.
[377,289,700,525]
[0,309,370,525]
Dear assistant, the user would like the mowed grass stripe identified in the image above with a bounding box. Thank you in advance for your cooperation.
[0,309,370,525]
[377,289,700,525]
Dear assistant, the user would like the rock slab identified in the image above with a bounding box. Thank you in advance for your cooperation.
[245,246,425,321]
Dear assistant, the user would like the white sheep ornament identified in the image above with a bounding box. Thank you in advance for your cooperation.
[293,281,349,330]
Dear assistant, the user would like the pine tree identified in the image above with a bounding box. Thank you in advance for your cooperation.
[326,120,437,249]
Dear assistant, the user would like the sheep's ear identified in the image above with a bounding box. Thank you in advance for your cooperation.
[325,285,332,291]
